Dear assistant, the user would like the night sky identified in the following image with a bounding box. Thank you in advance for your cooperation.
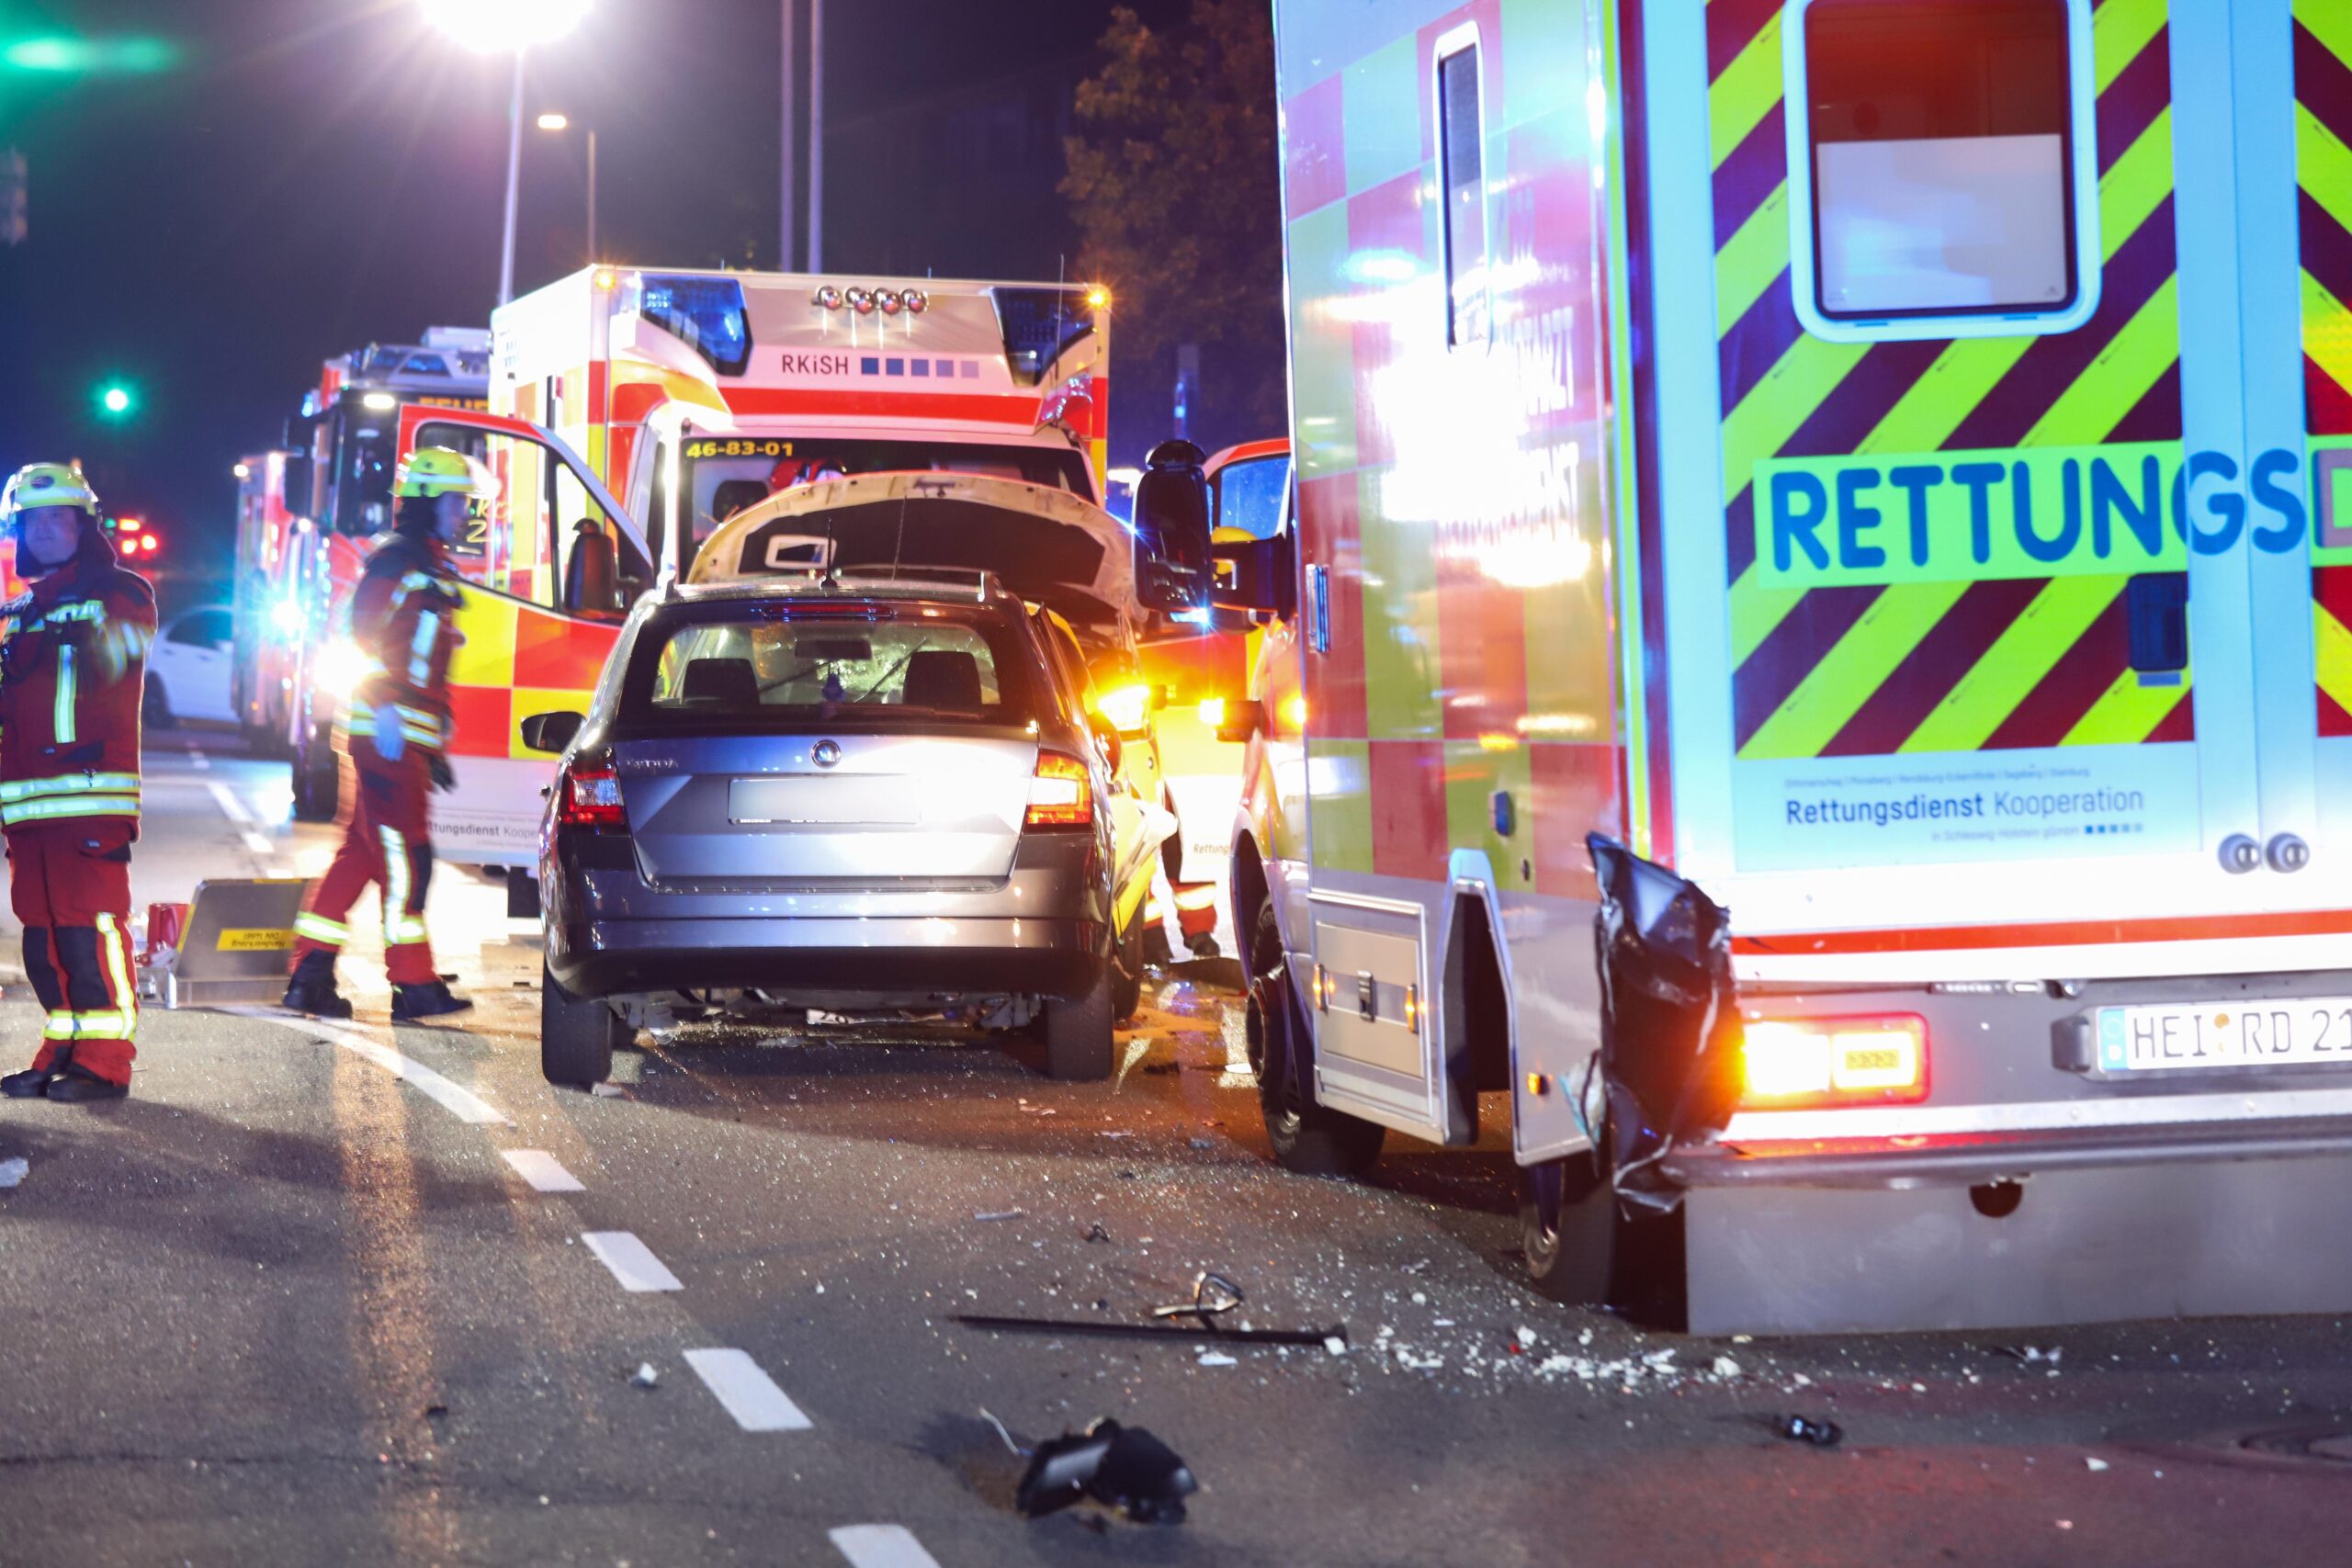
[0,0,1182,590]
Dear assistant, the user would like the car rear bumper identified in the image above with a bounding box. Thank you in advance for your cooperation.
[548,915,1104,1001]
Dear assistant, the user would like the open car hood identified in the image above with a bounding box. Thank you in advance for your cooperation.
[687,471,1135,628]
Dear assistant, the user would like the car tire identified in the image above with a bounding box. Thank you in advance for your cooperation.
[291,719,338,823]
[1110,908,1147,1023]
[541,960,625,1087]
[142,678,173,729]
[1249,897,1385,1178]
[1040,964,1115,1081]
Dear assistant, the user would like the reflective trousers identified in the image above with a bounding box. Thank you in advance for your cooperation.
[291,747,438,986]
[9,818,139,1086]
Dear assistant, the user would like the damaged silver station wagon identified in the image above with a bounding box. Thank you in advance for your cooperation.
[521,570,1157,1087]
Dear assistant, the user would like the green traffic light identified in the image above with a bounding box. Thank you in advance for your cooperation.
[96,383,133,419]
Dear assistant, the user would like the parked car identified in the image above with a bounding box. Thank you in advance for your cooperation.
[522,570,1162,1087]
[144,606,239,728]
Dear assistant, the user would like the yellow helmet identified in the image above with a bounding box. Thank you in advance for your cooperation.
[392,446,496,502]
[0,462,101,521]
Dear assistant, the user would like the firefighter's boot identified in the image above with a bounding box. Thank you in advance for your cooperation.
[44,1064,128,1102]
[1,1066,54,1098]
[391,980,472,1022]
[282,950,354,1020]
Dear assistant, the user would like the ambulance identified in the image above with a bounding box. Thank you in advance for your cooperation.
[255,329,492,818]
[1181,0,2352,1333]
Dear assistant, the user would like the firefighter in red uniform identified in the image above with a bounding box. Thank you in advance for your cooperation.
[0,463,157,1103]
[282,448,485,1022]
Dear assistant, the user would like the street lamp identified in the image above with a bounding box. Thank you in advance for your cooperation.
[421,0,593,307]
[537,111,597,265]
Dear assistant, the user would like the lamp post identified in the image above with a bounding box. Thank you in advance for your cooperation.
[537,112,596,264]
[422,0,592,306]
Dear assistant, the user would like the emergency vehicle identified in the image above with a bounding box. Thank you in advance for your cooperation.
[1191,0,2352,1333]
[381,265,1222,925]
[253,329,492,818]
[229,452,297,747]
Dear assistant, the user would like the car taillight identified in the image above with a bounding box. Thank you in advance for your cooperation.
[1739,1014,1928,1110]
[559,762,626,829]
[1025,750,1092,829]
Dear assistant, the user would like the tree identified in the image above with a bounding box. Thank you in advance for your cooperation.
[1062,0,1286,446]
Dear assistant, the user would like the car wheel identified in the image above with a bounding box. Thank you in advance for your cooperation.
[1040,964,1115,1081]
[1110,908,1147,1023]
[291,720,338,822]
[541,960,625,1087]
[142,678,173,729]
[1249,897,1384,1178]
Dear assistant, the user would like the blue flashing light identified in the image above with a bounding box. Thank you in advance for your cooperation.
[628,275,752,378]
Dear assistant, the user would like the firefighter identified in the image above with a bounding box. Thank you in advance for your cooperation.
[0,463,156,1103]
[282,447,485,1022]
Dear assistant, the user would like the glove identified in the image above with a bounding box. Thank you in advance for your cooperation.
[427,751,456,794]
[370,704,405,762]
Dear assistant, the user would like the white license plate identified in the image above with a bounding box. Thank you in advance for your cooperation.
[729,777,917,825]
[2095,998,2352,1073]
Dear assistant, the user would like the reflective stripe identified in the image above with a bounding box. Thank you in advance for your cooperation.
[294,912,351,946]
[387,916,430,945]
[409,610,439,686]
[42,1011,74,1041]
[58,1010,131,1038]
[0,772,141,801]
[381,826,411,934]
[0,795,141,825]
[53,645,74,744]
[96,912,137,1040]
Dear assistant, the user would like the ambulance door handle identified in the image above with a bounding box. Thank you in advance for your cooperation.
[2267,833,2311,874]
[2219,834,2261,874]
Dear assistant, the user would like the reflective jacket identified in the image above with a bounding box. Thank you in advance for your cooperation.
[0,530,157,830]
[340,531,464,758]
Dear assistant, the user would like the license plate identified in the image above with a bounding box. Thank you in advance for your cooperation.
[729,776,917,825]
[2095,998,2352,1073]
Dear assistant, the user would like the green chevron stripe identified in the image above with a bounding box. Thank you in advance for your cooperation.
[1709,11,1783,170]
[1715,184,1791,334]
[1736,580,1972,759]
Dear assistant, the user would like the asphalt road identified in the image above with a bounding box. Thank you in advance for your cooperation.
[1,730,2349,1565]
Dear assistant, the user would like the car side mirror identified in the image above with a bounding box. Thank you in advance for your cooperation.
[1088,710,1124,773]
[519,710,584,754]
[1212,532,1297,621]
[1214,698,1266,744]
[1131,438,1213,615]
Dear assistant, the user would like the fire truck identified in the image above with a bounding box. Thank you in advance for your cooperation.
[392,265,1220,926]
[1171,0,2352,1334]
[251,329,492,817]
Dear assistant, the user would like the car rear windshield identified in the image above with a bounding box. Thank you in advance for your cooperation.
[619,601,1042,732]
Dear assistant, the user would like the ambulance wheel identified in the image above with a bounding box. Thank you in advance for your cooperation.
[292,722,338,822]
[1250,897,1384,1178]
[541,962,625,1088]
[1519,1150,1681,1319]
[1110,910,1147,1023]
[1040,964,1116,1081]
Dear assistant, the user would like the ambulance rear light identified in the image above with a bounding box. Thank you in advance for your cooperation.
[559,761,626,829]
[1739,1014,1928,1111]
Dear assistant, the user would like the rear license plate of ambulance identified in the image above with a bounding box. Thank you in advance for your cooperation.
[2094,999,2352,1073]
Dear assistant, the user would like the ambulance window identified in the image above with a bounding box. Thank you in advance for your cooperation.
[1213,455,1291,542]
[414,422,493,559]
[1790,0,2096,341]
[1436,39,1488,348]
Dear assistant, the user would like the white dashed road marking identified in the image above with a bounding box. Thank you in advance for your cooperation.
[234,1011,510,1125]
[187,747,209,771]
[240,830,275,858]
[684,1348,814,1431]
[829,1526,942,1568]
[582,1231,683,1292]
[501,1149,586,1191]
[206,782,252,824]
